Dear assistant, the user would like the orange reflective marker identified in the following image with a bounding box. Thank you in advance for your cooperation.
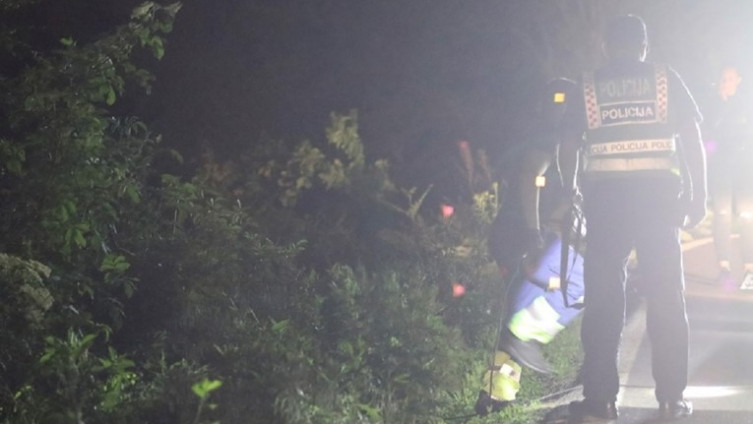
[452,282,466,298]
[441,203,455,219]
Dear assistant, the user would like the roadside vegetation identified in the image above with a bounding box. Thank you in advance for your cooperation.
[0,1,596,423]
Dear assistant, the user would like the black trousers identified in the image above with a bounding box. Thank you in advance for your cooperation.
[581,178,689,404]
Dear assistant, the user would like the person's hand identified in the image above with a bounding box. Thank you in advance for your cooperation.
[683,196,707,229]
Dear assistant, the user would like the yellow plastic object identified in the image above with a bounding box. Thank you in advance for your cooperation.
[480,350,522,401]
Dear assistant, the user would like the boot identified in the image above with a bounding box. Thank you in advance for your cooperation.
[500,328,553,374]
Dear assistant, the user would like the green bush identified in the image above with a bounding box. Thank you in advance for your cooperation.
[0,2,582,423]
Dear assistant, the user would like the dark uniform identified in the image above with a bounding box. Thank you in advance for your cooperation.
[560,16,705,421]
[488,79,577,274]
[477,79,586,416]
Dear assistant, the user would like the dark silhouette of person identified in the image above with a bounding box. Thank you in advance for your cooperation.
[706,66,753,288]
[558,15,707,422]
[477,78,585,415]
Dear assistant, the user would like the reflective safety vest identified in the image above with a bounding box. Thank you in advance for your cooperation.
[581,64,681,179]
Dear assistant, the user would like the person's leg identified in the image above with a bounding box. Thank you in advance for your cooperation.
[710,158,734,275]
[635,225,688,402]
[475,350,522,415]
[737,193,753,275]
[475,267,527,414]
[734,158,753,275]
[712,186,733,268]
[634,190,691,419]
[580,191,634,405]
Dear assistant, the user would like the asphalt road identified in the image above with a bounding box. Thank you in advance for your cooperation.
[539,237,753,424]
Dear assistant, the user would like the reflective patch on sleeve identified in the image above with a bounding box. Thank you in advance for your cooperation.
[508,296,565,344]
[547,276,560,290]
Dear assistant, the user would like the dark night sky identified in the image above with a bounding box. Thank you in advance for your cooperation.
[148,1,545,164]
[143,1,753,159]
[12,1,753,194]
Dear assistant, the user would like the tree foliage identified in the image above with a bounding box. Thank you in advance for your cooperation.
[0,2,511,423]
[8,1,711,423]
[0,2,187,422]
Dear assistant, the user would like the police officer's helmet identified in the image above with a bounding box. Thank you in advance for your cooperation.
[538,77,577,128]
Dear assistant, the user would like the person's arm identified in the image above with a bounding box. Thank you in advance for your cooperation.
[519,147,553,233]
[557,79,585,195]
[668,66,707,228]
[678,119,708,228]
[557,130,581,195]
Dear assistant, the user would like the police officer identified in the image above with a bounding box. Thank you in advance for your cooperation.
[488,78,578,275]
[706,66,753,288]
[477,78,584,415]
[558,15,707,422]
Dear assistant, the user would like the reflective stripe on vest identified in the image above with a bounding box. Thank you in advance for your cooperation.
[585,156,679,173]
[587,138,675,156]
